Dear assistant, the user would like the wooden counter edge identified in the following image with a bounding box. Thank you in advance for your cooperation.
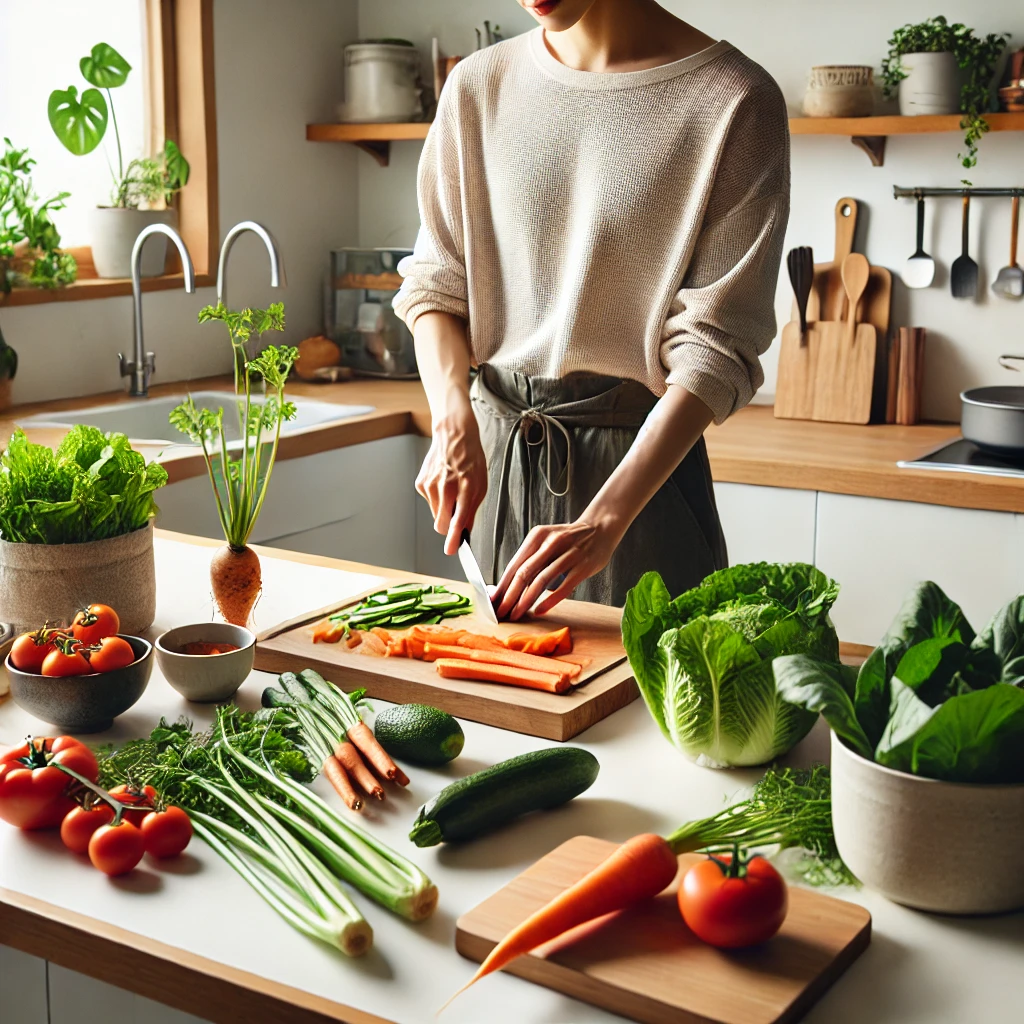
[0,888,393,1024]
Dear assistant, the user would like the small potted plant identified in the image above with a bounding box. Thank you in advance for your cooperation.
[881,17,1010,169]
[169,302,298,626]
[48,43,189,278]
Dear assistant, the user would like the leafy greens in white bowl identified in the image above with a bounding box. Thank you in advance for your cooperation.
[622,563,841,768]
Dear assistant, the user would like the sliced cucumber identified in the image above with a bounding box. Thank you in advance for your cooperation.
[418,593,466,609]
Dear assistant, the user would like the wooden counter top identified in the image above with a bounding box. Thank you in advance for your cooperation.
[3,381,1019,513]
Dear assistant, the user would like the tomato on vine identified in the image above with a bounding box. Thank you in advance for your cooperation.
[86,635,136,673]
[71,604,120,646]
[41,634,91,677]
[9,626,70,673]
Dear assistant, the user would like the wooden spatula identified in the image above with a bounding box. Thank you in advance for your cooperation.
[841,254,870,345]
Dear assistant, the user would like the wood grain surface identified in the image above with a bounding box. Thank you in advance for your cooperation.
[773,322,819,421]
[456,836,872,1024]
[255,576,637,742]
[810,322,877,425]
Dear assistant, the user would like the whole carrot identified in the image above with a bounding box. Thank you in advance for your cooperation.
[334,740,384,801]
[347,720,406,784]
[443,833,678,1008]
[322,756,363,811]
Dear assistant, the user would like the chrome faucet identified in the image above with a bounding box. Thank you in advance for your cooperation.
[216,220,285,308]
[119,223,196,398]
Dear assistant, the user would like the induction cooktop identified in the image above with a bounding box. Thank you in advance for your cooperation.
[898,438,1024,479]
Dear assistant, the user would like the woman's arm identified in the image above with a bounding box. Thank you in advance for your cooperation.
[413,311,488,556]
[491,384,714,620]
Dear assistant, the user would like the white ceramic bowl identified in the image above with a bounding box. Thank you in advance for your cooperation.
[830,731,1024,914]
[155,623,256,703]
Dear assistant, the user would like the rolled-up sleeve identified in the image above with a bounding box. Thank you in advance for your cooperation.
[660,90,790,423]
[392,77,469,331]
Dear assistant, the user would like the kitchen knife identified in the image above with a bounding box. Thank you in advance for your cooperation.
[458,529,498,623]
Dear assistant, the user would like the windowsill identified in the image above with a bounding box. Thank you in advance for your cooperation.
[1,271,215,308]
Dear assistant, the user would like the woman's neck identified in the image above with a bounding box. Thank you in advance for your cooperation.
[543,0,717,73]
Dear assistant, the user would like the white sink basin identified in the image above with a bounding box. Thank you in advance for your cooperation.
[21,391,375,448]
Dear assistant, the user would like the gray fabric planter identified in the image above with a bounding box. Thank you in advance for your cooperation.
[0,521,156,635]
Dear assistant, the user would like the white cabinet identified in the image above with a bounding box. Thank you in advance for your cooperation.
[815,492,1024,645]
[413,435,463,580]
[46,964,208,1024]
[0,946,48,1024]
[715,482,817,566]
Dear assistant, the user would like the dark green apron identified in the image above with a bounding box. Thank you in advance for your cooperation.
[470,365,727,607]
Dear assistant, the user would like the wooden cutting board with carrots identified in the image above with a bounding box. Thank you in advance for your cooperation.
[457,836,871,1024]
[254,575,637,741]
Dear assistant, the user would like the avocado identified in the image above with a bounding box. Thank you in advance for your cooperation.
[374,703,465,766]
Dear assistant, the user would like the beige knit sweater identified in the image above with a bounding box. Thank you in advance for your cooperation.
[393,28,790,423]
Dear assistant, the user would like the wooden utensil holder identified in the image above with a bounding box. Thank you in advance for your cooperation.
[893,327,926,425]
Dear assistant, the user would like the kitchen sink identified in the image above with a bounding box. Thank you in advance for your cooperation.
[20,391,375,448]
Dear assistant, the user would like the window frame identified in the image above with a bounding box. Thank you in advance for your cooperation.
[2,0,218,308]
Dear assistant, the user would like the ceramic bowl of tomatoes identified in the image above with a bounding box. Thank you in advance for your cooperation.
[5,629,153,734]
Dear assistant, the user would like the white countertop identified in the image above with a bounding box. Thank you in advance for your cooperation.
[1,536,1021,1024]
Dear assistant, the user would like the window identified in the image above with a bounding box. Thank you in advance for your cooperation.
[1,0,218,305]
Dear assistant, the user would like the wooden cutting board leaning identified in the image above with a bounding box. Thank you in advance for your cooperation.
[775,197,893,425]
[255,574,638,741]
[457,835,872,1024]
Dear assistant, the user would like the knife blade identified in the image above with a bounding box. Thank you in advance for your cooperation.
[458,529,499,624]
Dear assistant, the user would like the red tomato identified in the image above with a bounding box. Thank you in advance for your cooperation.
[88,820,145,876]
[0,737,100,829]
[42,646,92,677]
[678,851,788,949]
[86,636,135,673]
[140,806,193,858]
[108,784,158,827]
[9,627,69,673]
[71,604,120,646]
[60,803,115,855]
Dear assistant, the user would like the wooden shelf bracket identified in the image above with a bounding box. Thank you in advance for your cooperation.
[353,140,391,167]
[850,135,887,167]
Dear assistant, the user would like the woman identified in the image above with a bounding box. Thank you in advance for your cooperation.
[394,0,789,620]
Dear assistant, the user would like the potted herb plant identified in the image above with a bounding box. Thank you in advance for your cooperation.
[0,426,167,634]
[169,302,298,626]
[881,16,1010,169]
[48,43,189,278]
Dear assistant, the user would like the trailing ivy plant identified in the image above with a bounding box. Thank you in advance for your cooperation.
[48,42,189,209]
[881,16,1010,173]
[0,138,77,294]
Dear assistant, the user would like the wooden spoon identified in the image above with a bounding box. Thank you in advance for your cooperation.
[841,253,870,346]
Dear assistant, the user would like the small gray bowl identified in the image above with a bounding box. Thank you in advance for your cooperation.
[5,635,153,734]
[155,623,256,703]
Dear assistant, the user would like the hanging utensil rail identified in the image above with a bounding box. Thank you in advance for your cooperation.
[894,186,1024,199]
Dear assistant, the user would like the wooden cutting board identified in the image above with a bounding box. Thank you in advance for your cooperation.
[254,576,637,741]
[457,836,871,1024]
[810,321,877,425]
[773,321,818,420]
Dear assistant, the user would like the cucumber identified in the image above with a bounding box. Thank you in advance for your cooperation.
[408,747,600,847]
[417,592,466,609]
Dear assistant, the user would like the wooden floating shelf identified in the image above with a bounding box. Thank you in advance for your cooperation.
[308,113,1024,168]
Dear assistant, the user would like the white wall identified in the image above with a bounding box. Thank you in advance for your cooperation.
[356,0,1024,422]
[3,0,360,406]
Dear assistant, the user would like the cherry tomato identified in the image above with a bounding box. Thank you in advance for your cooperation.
[71,604,120,646]
[9,627,69,673]
[140,806,193,858]
[88,820,145,876]
[678,850,788,949]
[60,803,115,855]
[86,635,135,673]
[42,645,92,677]
[0,736,100,830]
[108,784,158,827]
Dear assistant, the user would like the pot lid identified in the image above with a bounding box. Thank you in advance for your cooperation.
[961,385,1024,409]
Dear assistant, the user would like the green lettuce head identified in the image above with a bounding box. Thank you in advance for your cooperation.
[622,563,841,767]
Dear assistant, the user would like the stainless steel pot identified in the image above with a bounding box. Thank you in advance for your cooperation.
[961,355,1024,455]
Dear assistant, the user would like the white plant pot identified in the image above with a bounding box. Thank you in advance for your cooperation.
[90,207,177,279]
[339,43,424,123]
[898,51,961,116]
[830,732,1024,914]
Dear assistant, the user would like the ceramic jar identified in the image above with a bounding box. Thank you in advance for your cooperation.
[897,52,961,116]
[830,731,1024,914]
[339,42,424,123]
[803,66,875,118]
[90,207,176,278]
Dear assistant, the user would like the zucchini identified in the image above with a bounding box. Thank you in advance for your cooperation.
[417,592,466,609]
[408,747,600,847]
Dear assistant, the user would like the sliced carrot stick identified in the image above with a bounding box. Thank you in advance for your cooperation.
[443,834,678,1007]
[434,658,570,694]
[334,740,385,800]
[356,631,388,657]
[555,653,592,670]
[385,638,408,657]
[321,756,363,811]
[405,635,428,659]
[456,633,508,652]
[422,644,580,684]
[370,626,392,644]
[506,626,573,656]
[347,720,405,784]
[344,629,363,650]
[409,625,468,646]
[312,618,346,644]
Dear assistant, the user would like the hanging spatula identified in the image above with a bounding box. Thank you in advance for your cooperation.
[951,193,979,300]
[993,195,1024,300]
[904,196,936,289]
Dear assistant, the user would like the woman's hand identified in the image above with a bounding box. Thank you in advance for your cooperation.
[492,513,626,621]
[416,398,489,556]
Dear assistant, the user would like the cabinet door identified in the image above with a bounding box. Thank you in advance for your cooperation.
[0,946,48,1024]
[816,493,1024,645]
[714,483,817,566]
